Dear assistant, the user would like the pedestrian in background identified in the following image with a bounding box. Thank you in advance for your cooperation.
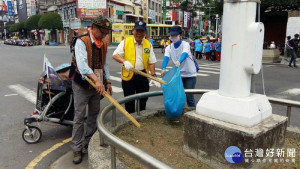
[287,34,299,68]
[112,21,157,113]
[70,15,112,164]
[161,26,197,107]
[285,36,292,57]
[190,38,195,56]
[215,38,222,61]
[160,38,166,53]
[148,36,154,46]
[204,37,211,60]
[166,39,171,46]
[194,37,203,59]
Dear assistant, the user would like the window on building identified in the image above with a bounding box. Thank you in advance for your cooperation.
[151,27,158,36]
[117,15,122,20]
[74,7,77,18]
[66,9,69,19]
[164,27,170,35]
[159,4,161,13]
[64,10,67,20]
[159,27,163,36]
[70,9,73,18]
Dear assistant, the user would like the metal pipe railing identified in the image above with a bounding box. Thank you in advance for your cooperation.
[97,89,300,169]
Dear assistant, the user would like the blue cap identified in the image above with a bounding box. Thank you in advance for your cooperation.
[134,21,146,30]
[170,26,182,36]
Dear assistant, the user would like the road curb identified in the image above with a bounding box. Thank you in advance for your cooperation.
[286,126,300,141]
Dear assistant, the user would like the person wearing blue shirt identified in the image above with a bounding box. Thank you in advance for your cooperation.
[190,38,195,55]
[194,38,203,59]
[204,37,211,60]
[161,26,197,107]
[148,36,154,46]
[215,38,222,61]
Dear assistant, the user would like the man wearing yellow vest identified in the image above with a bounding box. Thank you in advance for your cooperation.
[69,15,112,164]
[112,21,157,113]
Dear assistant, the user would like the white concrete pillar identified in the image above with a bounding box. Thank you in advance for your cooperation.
[219,1,264,98]
[196,0,272,127]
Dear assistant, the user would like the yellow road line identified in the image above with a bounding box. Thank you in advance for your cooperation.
[25,137,72,169]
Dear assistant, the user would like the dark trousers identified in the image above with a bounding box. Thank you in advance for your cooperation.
[205,53,210,60]
[122,73,149,113]
[195,51,202,59]
[216,52,221,61]
[289,50,297,66]
[191,48,195,56]
[161,46,165,53]
[182,77,197,107]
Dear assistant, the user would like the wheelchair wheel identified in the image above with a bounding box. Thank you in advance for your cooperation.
[22,126,42,144]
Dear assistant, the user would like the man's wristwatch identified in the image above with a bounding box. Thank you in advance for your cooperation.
[151,74,157,77]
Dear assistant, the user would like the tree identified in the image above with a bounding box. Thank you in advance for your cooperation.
[38,12,63,43]
[260,0,300,12]
[26,14,42,44]
[25,14,42,30]
[214,0,300,14]
[9,22,25,32]
[38,12,63,30]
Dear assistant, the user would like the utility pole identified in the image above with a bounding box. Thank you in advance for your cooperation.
[215,14,219,38]
[205,6,214,36]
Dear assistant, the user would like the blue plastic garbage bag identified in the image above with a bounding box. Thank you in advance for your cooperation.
[162,66,186,119]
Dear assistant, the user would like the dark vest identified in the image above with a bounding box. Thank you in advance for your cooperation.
[69,34,108,89]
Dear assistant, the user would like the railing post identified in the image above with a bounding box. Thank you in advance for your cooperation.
[99,132,105,146]
[111,146,116,169]
[112,108,116,127]
[287,106,291,126]
[136,99,140,115]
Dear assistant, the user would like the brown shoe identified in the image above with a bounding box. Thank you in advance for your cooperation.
[73,151,82,164]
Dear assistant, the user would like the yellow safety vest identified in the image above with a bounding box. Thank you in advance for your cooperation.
[121,36,151,81]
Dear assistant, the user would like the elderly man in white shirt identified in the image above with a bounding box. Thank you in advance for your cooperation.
[112,21,157,113]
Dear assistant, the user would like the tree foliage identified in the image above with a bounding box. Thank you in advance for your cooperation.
[212,0,300,14]
[38,12,63,30]
[25,14,42,30]
[9,22,26,32]
[260,0,300,12]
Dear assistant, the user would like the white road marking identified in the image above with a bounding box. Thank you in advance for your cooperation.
[110,75,122,82]
[199,63,220,67]
[112,86,123,93]
[265,65,275,68]
[282,88,300,96]
[198,70,220,74]
[155,68,210,77]
[8,84,36,104]
[4,94,18,97]
[199,66,220,71]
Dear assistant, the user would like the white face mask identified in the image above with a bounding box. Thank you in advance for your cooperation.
[169,35,180,43]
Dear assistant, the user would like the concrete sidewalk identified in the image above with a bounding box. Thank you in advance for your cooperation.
[50,151,88,169]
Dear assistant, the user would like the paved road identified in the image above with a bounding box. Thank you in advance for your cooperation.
[0,43,299,169]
